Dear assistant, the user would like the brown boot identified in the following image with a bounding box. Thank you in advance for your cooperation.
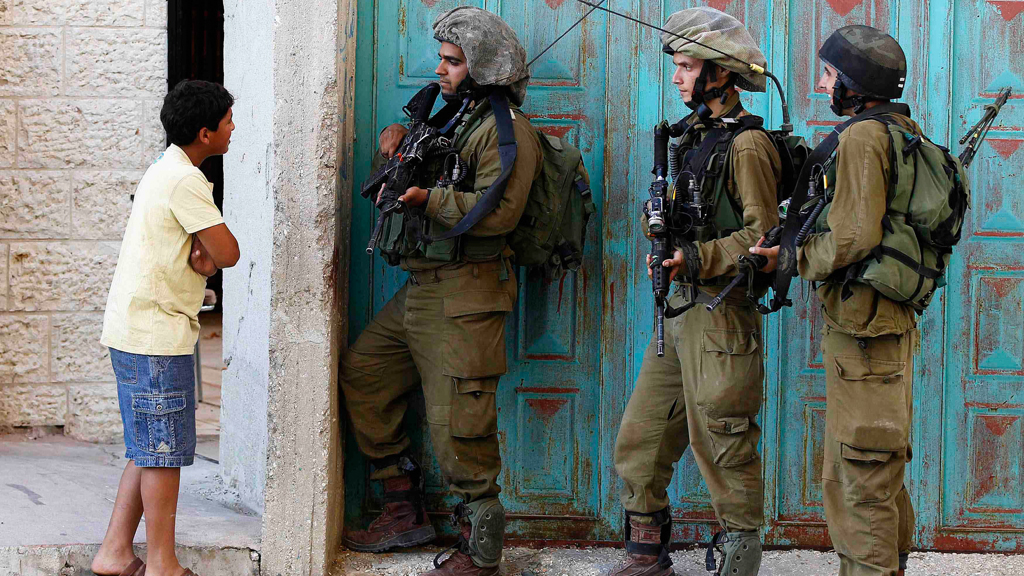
[420,522,497,576]
[343,475,436,552]
[608,513,674,576]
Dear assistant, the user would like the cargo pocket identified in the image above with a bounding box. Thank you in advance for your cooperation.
[698,329,763,417]
[450,377,499,438]
[831,355,909,451]
[839,444,895,503]
[706,415,756,467]
[132,393,187,454]
[443,290,513,379]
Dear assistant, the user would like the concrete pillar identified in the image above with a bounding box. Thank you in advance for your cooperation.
[222,0,357,573]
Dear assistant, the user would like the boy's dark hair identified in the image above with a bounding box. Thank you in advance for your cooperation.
[160,80,235,146]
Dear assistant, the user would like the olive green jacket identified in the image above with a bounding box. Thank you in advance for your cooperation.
[797,114,921,337]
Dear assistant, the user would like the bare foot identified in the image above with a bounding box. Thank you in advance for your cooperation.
[90,546,138,575]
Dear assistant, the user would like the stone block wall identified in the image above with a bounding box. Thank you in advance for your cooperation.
[0,0,167,442]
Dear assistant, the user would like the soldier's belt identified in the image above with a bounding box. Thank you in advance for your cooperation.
[408,260,508,285]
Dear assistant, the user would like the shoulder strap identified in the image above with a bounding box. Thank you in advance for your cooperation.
[427,91,518,243]
[769,102,911,312]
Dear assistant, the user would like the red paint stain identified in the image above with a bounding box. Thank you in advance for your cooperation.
[421,0,438,7]
[988,138,1022,160]
[609,282,615,313]
[982,414,1019,436]
[988,1,1024,21]
[516,386,580,394]
[807,120,842,127]
[707,0,734,10]
[826,0,865,17]
[525,113,586,121]
[545,0,567,8]
[539,125,574,138]
[985,276,1020,299]
[966,401,1024,409]
[526,398,569,419]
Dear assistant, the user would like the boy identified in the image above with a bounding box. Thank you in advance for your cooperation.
[92,80,240,576]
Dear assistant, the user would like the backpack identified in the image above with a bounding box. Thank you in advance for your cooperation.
[508,130,596,275]
[826,117,971,311]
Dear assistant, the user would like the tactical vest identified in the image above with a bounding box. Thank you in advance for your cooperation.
[669,114,760,268]
[814,114,970,311]
[378,101,510,265]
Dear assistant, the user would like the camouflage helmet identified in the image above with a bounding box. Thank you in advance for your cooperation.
[660,7,767,93]
[433,7,530,105]
[819,25,907,100]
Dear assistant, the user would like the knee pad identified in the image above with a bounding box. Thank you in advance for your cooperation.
[466,498,505,568]
[706,531,761,576]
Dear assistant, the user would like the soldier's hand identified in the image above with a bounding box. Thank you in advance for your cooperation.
[379,124,409,159]
[376,184,385,204]
[647,251,686,281]
[399,186,429,207]
[749,236,780,273]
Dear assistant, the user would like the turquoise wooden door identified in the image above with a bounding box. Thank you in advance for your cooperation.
[346,0,609,540]
[348,0,1024,549]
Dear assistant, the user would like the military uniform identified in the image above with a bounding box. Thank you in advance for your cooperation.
[795,25,916,576]
[611,9,781,576]
[798,115,919,576]
[340,7,539,575]
[342,100,541,499]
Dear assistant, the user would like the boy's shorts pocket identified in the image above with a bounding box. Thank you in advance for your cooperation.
[133,393,187,454]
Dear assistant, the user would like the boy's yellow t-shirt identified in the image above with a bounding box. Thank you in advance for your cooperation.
[101,145,225,356]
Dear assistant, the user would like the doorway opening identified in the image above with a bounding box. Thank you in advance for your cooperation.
[168,0,226,449]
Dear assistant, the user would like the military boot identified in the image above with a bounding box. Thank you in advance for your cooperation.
[609,509,674,576]
[343,458,435,553]
[706,531,761,576]
[421,500,505,576]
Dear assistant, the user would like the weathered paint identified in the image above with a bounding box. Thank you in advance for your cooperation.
[348,0,1024,551]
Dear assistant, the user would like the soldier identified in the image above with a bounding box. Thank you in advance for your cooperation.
[751,25,917,576]
[610,8,781,576]
[339,7,541,576]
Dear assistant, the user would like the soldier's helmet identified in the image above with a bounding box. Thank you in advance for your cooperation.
[819,25,907,101]
[432,7,530,105]
[661,7,768,93]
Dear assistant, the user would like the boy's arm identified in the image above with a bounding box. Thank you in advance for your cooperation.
[194,224,240,269]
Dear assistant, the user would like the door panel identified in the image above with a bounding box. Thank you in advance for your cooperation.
[934,0,1024,551]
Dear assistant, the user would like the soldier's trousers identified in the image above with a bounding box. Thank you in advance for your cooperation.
[339,260,516,503]
[615,292,764,531]
[821,324,916,576]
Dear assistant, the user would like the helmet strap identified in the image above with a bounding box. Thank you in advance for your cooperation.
[686,62,732,121]
[830,77,870,116]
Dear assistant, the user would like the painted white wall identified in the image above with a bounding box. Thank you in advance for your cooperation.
[221,0,275,513]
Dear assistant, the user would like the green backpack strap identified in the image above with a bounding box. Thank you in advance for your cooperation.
[426,90,517,242]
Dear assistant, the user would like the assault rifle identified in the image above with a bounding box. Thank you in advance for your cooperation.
[360,83,445,256]
[647,122,674,357]
[960,87,1012,167]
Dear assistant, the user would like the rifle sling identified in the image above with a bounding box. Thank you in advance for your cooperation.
[426,91,518,243]
[771,102,911,310]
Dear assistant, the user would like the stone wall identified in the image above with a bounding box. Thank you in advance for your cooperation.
[0,0,167,442]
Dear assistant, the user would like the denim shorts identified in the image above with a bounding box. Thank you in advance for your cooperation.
[110,348,197,467]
